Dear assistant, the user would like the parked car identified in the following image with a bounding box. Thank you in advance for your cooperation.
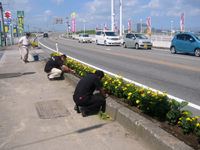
[43,33,48,38]
[78,33,92,43]
[95,30,121,46]
[170,33,200,57]
[123,33,152,49]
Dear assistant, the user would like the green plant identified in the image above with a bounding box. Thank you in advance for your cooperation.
[179,116,197,134]
[166,100,191,125]
[98,111,112,121]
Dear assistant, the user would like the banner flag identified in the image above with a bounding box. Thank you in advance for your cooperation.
[71,19,75,32]
[128,19,131,33]
[180,12,185,33]
[146,17,151,36]
[114,22,118,33]
[95,25,98,32]
[71,12,75,18]
[104,23,107,30]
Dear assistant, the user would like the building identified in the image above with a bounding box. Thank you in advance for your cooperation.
[137,23,147,33]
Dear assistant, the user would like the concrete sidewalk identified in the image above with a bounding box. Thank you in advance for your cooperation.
[0,45,149,150]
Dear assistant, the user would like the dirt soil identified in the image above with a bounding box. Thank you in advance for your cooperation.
[109,95,200,150]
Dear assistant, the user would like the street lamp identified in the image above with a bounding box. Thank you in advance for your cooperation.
[140,19,142,33]
[83,20,85,34]
[171,21,173,37]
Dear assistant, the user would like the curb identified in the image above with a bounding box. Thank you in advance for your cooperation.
[63,73,193,150]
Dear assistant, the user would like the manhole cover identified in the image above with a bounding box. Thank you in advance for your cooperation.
[35,100,71,119]
[0,73,21,79]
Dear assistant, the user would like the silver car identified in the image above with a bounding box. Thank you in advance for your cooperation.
[123,33,152,49]
[78,34,92,43]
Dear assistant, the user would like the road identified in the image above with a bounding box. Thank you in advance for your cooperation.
[39,33,200,116]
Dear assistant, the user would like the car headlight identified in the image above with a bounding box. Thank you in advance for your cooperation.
[139,41,143,44]
[107,37,112,40]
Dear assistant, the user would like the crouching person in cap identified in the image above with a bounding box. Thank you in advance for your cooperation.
[73,70,109,117]
[44,54,75,80]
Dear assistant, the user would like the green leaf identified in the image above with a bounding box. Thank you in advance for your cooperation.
[172,99,179,109]
[180,101,188,108]
[182,110,193,118]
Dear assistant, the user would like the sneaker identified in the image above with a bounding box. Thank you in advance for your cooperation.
[74,105,81,113]
[25,61,29,63]
[78,106,88,117]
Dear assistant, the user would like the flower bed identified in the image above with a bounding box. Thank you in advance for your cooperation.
[51,52,200,148]
[31,41,38,47]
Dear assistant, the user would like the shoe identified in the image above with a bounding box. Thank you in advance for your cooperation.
[48,78,56,81]
[79,106,88,117]
[74,105,81,113]
[25,61,29,63]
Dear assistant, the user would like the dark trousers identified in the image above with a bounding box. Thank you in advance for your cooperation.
[73,93,106,112]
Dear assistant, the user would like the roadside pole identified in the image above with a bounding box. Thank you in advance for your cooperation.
[0,2,7,46]
[0,20,2,47]
[55,37,59,54]
[66,17,69,38]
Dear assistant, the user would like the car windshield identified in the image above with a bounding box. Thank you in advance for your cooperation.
[134,34,148,39]
[193,34,200,41]
[83,35,89,37]
[105,32,118,36]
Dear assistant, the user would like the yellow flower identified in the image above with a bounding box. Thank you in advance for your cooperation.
[186,117,190,121]
[123,87,127,91]
[136,100,140,104]
[195,116,199,119]
[178,121,181,124]
[192,118,195,120]
[169,100,172,103]
[179,118,182,120]
[106,115,109,118]
[163,91,167,94]
[141,93,146,97]
[147,91,151,94]
[128,92,132,96]
[147,107,149,110]
[118,75,123,79]
[127,96,130,99]
[150,101,154,104]
[115,86,118,89]
[110,117,113,120]
[104,81,108,85]
[196,123,200,127]
[159,99,162,102]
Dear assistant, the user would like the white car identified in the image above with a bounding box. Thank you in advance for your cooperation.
[95,30,121,46]
[78,34,92,43]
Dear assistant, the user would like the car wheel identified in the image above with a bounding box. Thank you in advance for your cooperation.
[123,42,127,48]
[135,43,139,49]
[104,41,107,46]
[170,46,176,54]
[195,48,200,57]
[96,40,99,45]
[78,40,80,43]
[148,48,151,49]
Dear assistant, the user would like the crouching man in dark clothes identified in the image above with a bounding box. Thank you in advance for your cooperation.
[44,54,75,80]
[73,70,109,117]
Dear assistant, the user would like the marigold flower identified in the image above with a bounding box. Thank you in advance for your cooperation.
[192,118,195,120]
[159,99,162,102]
[106,115,109,118]
[196,123,200,127]
[136,100,140,104]
[104,81,108,85]
[127,96,130,99]
[147,91,151,94]
[118,75,123,79]
[178,121,181,124]
[110,117,113,120]
[179,118,182,120]
[128,92,132,96]
[141,93,146,97]
[169,100,172,103]
[147,107,149,110]
[186,117,190,121]
[115,86,118,89]
[195,116,199,119]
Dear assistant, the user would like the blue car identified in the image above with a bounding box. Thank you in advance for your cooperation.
[170,33,200,57]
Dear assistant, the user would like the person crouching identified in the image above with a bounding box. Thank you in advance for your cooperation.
[44,54,74,80]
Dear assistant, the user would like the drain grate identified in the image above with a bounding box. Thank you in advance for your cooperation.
[0,73,21,79]
[35,100,71,119]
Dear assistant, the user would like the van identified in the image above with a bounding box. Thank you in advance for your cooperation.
[95,30,121,46]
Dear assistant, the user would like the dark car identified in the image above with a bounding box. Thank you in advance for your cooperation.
[170,33,200,57]
[43,33,48,38]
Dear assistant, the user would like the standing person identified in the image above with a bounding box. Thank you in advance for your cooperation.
[73,70,109,117]
[44,54,75,80]
[18,33,35,63]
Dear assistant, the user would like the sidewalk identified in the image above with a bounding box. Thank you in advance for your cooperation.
[0,45,149,150]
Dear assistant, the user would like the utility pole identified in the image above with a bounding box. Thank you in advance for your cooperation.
[66,17,69,38]
[119,0,122,36]
[111,0,114,31]
[0,2,6,46]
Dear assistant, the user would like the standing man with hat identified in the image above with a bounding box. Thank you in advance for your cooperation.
[18,33,35,63]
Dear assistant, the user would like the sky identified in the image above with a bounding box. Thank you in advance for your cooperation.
[1,0,200,32]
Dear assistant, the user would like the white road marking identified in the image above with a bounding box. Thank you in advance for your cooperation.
[39,38,200,110]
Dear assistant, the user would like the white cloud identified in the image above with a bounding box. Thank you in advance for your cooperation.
[44,10,52,16]
[151,11,165,17]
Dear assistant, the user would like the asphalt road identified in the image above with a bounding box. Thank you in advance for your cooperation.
[39,33,200,115]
